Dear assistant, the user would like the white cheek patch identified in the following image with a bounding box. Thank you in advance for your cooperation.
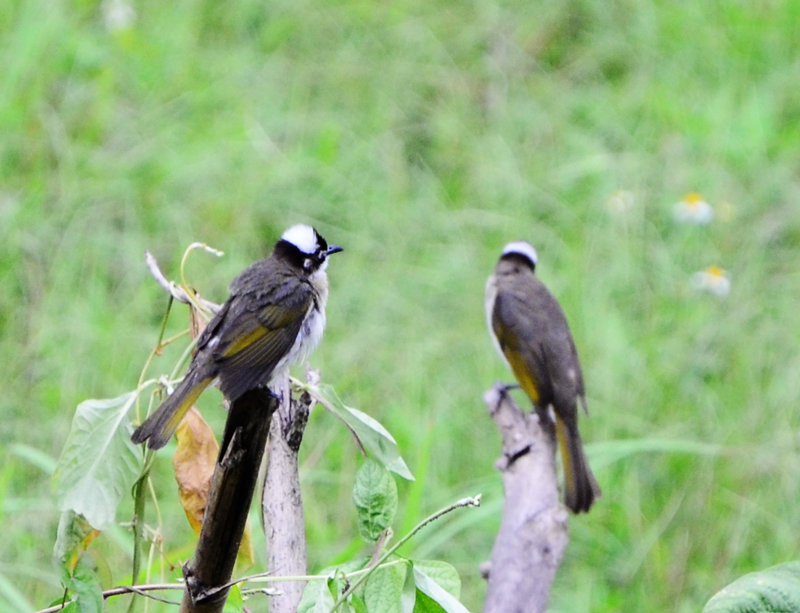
[282,224,319,255]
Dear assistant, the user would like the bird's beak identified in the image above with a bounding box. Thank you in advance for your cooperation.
[326,245,344,256]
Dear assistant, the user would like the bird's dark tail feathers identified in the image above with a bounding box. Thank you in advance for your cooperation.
[556,418,601,513]
[131,369,213,450]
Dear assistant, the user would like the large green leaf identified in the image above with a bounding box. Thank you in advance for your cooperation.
[353,459,398,542]
[364,560,409,613]
[52,391,142,530]
[304,383,414,481]
[703,561,800,613]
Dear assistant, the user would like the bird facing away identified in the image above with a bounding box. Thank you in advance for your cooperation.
[485,241,600,513]
[132,224,343,449]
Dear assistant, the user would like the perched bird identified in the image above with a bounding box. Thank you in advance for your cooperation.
[132,224,342,449]
[485,241,600,513]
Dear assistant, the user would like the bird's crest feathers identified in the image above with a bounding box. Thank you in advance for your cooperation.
[281,224,320,256]
[501,241,538,267]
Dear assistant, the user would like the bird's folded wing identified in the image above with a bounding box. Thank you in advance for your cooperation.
[212,289,313,398]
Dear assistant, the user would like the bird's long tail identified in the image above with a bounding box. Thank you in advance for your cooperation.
[131,369,214,450]
[556,418,601,513]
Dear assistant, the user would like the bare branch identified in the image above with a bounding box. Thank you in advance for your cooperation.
[179,388,278,613]
[482,384,569,613]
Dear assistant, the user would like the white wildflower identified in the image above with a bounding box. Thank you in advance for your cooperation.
[674,192,713,225]
[690,266,730,298]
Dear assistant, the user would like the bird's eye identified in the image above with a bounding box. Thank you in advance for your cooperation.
[303,258,313,270]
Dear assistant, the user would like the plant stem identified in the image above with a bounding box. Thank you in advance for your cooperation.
[34,583,185,613]
[331,495,481,611]
[128,472,149,609]
[135,294,173,422]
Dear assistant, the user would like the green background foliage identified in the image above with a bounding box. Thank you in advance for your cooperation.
[2,0,800,611]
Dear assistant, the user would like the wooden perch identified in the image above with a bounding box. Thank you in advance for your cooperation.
[481,384,569,613]
[262,372,318,613]
[179,388,278,613]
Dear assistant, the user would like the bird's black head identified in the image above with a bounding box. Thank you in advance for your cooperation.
[274,224,343,273]
[499,240,538,271]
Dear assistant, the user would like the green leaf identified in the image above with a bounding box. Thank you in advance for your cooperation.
[52,391,142,530]
[364,560,409,613]
[306,383,414,480]
[401,563,417,613]
[413,590,444,613]
[413,561,461,600]
[299,559,369,613]
[353,459,398,542]
[67,554,103,613]
[297,576,337,613]
[412,562,469,613]
[53,510,98,574]
[350,593,368,613]
[703,561,800,613]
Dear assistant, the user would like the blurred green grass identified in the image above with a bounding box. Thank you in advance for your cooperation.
[3,0,800,610]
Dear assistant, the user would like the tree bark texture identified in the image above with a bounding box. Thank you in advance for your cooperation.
[179,388,278,613]
[262,374,314,613]
[482,384,569,613]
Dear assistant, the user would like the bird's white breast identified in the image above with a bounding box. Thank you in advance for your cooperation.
[484,273,509,366]
[273,269,329,377]
[293,304,326,365]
